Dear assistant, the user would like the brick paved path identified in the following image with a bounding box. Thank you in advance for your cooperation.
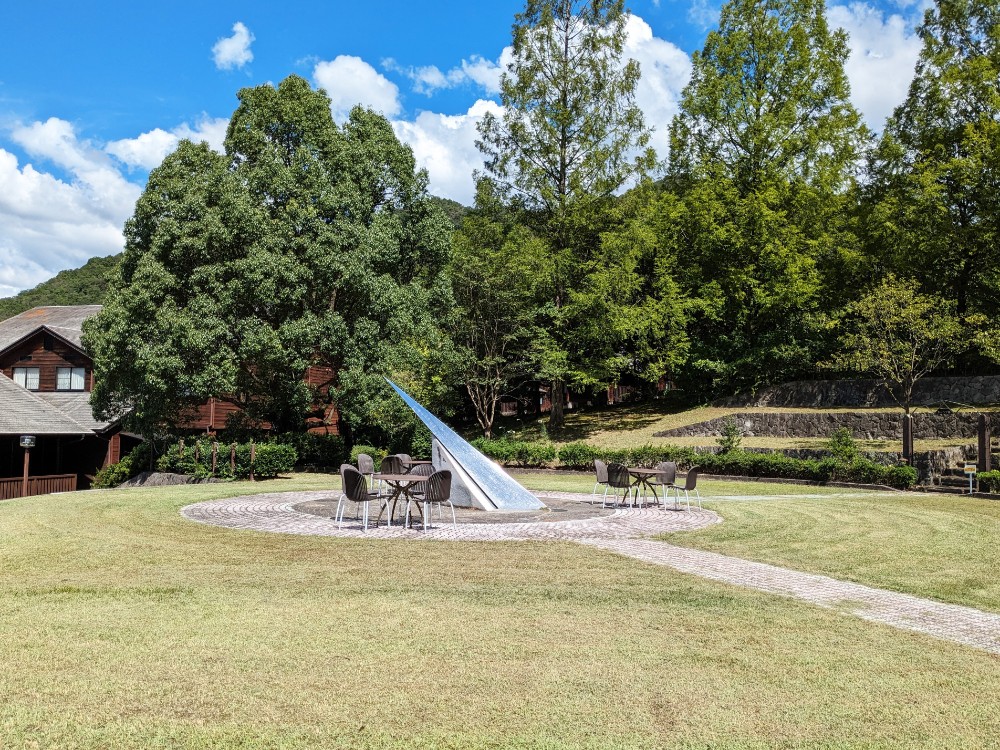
[181,491,1000,655]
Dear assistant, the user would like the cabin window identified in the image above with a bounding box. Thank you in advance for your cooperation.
[56,367,86,391]
[13,367,40,390]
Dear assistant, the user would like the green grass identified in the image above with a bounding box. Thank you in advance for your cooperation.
[659,490,1000,615]
[487,402,985,452]
[1,475,999,747]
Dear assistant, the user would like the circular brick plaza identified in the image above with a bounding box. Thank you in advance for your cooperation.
[180,490,721,541]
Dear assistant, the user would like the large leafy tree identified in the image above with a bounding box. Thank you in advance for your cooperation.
[85,75,453,438]
[667,0,869,397]
[477,0,656,429]
[450,181,546,438]
[832,275,967,414]
[866,0,1000,320]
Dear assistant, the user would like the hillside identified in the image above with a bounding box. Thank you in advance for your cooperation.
[0,254,121,322]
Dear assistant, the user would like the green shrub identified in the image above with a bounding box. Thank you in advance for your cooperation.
[827,428,859,464]
[977,470,1000,493]
[717,417,743,453]
[557,442,600,470]
[350,445,388,468]
[276,433,345,468]
[92,442,153,489]
[471,438,556,467]
[157,438,297,480]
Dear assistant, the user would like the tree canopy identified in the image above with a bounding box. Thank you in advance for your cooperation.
[84,75,453,438]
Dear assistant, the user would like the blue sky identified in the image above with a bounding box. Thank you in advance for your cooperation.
[0,0,928,297]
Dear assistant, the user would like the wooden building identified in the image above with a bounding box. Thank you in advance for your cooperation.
[0,305,341,497]
[0,306,136,496]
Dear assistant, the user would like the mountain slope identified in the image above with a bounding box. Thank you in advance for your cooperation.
[0,254,121,322]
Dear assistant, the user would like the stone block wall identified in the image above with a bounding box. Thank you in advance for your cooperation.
[716,375,1000,409]
[654,411,982,441]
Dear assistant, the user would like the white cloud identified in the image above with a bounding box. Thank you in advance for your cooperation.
[312,55,402,121]
[828,2,922,132]
[212,21,255,71]
[688,0,720,30]
[0,119,140,296]
[624,15,693,161]
[392,99,501,205]
[106,116,229,170]
[384,54,507,96]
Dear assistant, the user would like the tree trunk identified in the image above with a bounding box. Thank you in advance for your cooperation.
[549,378,565,431]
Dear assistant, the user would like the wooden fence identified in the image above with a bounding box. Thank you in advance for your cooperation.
[0,474,77,501]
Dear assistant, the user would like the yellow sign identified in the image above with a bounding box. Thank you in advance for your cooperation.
[964,464,978,474]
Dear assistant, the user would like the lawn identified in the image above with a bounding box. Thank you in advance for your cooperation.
[517,470,1000,613]
[661,490,1000,614]
[0,475,998,747]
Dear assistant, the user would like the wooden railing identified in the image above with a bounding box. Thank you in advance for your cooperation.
[0,474,77,500]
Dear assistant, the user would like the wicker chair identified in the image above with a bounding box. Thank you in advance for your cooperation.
[603,463,633,508]
[591,459,610,504]
[405,469,456,530]
[672,466,702,510]
[356,453,375,483]
[336,465,380,531]
[645,461,677,508]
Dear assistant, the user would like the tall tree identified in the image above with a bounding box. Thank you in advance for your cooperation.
[667,0,869,397]
[85,75,453,437]
[477,0,655,429]
[450,181,546,438]
[866,0,1000,320]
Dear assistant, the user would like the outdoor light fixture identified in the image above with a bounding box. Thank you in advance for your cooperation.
[19,436,36,448]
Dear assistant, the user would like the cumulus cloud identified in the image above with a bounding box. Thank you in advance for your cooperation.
[106,116,229,170]
[213,21,255,70]
[383,14,690,199]
[392,99,501,204]
[0,119,140,296]
[624,15,693,160]
[828,2,922,132]
[313,55,402,121]
[383,53,507,96]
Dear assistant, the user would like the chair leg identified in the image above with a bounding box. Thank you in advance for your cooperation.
[335,495,346,529]
[362,502,369,531]
[694,488,702,509]
[423,501,429,531]
[449,501,457,527]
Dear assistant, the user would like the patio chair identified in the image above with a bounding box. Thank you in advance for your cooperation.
[645,461,677,508]
[672,466,702,511]
[603,463,633,508]
[405,469,456,530]
[356,453,375,482]
[591,459,609,504]
[336,465,380,531]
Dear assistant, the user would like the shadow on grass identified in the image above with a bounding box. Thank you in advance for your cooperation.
[485,403,676,443]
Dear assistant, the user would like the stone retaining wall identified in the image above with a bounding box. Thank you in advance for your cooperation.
[716,375,1000,408]
[655,411,982,440]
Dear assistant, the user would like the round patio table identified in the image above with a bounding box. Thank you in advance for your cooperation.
[626,467,669,507]
[372,472,429,527]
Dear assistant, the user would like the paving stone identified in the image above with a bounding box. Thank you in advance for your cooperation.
[181,491,1000,655]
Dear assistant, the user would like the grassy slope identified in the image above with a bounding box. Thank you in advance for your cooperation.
[0,475,999,747]
[490,402,989,451]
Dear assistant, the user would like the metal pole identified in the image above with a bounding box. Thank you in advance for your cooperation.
[22,447,29,498]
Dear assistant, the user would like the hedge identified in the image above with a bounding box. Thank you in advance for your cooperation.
[977,470,1000,493]
[157,439,297,479]
[470,437,557,467]
[470,439,918,489]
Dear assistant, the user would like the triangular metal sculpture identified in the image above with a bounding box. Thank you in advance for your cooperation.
[386,379,546,511]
